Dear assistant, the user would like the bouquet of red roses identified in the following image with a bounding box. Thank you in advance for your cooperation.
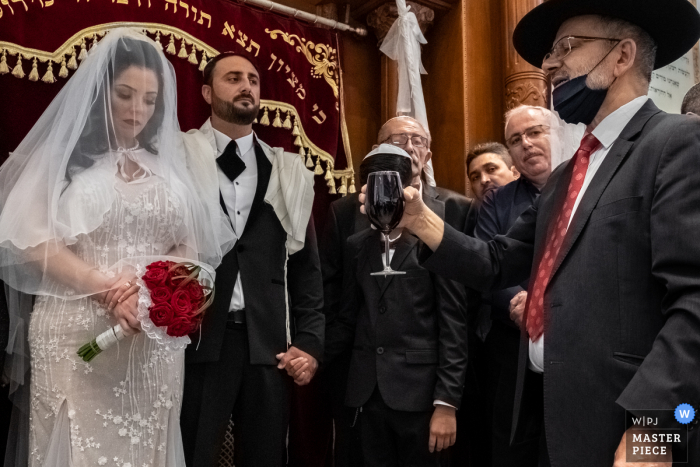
[78,261,214,362]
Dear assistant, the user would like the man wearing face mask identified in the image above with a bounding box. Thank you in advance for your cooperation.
[473,105,555,467]
[359,1,700,466]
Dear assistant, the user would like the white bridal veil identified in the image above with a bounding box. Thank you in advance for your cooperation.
[0,28,234,464]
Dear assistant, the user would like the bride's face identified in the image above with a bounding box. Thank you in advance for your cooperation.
[110,66,159,145]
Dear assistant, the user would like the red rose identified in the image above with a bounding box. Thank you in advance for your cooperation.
[185,281,205,305]
[167,317,197,337]
[171,289,194,317]
[143,267,168,289]
[150,286,172,304]
[167,266,191,288]
[150,302,174,327]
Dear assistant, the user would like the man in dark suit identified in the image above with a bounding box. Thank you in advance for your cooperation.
[360,2,700,465]
[325,144,469,465]
[474,106,556,466]
[180,53,324,467]
[320,116,475,466]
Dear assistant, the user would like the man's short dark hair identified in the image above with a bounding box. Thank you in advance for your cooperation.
[681,83,700,114]
[359,154,413,187]
[202,52,260,86]
[466,142,512,172]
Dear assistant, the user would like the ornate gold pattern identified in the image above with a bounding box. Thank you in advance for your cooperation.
[265,28,339,99]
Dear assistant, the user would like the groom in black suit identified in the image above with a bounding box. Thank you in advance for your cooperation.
[180,53,324,466]
[361,2,700,466]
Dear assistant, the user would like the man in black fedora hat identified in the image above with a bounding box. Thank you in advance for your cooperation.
[360,0,700,465]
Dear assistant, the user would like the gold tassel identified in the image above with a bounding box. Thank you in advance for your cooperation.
[155,31,163,50]
[42,60,56,83]
[282,111,292,130]
[178,38,188,59]
[166,35,176,55]
[0,51,9,75]
[299,146,306,160]
[58,57,69,78]
[259,107,270,126]
[306,152,314,168]
[293,135,302,147]
[314,157,324,175]
[12,54,25,78]
[327,178,337,194]
[272,109,282,128]
[90,35,98,49]
[199,50,208,71]
[324,166,333,181]
[348,177,357,193]
[188,44,199,65]
[292,116,300,136]
[67,49,78,70]
[338,177,348,195]
[78,39,88,61]
[28,57,39,82]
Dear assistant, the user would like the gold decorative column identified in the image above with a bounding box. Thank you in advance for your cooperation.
[503,0,549,110]
[366,2,435,123]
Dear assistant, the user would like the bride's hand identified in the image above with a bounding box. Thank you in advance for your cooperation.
[102,272,140,312]
[113,293,141,336]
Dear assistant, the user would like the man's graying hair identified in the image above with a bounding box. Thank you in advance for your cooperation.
[596,15,657,82]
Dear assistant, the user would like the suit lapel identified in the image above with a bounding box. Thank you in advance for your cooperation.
[241,139,272,236]
[548,100,661,283]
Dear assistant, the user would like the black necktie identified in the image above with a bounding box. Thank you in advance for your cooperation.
[217,140,246,182]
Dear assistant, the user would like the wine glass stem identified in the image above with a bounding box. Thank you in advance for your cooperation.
[384,234,392,271]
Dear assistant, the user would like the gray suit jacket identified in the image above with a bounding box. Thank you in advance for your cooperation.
[422,100,700,466]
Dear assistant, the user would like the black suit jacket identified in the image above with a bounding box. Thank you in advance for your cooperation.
[186,141,324,365]
[421,100,700,465]
[326,224,468,411]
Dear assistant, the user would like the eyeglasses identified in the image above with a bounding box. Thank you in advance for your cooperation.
[543,36,621,62]
[506,125,550,148]
[384,133,429,149]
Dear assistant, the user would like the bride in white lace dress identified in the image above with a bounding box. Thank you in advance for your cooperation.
[0,29,234,466]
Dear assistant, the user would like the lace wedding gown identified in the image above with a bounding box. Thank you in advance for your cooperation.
[28,157,187,467]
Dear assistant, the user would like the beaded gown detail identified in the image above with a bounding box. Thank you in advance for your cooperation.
[28,155,187,467]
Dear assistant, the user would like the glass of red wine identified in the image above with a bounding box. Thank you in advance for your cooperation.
[365,171,406,276]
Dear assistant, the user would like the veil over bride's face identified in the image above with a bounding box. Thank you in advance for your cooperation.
[110,65,159,147]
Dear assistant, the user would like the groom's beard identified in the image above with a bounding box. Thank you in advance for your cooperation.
[212,91,260,126]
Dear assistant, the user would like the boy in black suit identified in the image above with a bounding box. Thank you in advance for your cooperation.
[325,144,469,466]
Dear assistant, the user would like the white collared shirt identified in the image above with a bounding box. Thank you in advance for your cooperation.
[528,96,649,373]
[213,128,258,312]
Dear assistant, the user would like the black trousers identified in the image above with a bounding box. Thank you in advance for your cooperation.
[485,320,541,467]
[181,324,291,467]
[360,387,441,467]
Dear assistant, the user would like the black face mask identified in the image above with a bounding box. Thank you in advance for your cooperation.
[552,44,618,125]
[552,74,608,125]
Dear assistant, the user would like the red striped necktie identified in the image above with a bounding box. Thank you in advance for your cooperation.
[525,133,601,341]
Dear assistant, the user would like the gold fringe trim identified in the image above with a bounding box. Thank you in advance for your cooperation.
[259,107,270,126]
[42,60,56,83]
[282,111,292,130]
[0,51,8,75]
[58,58,68,78]
[67,49,78,70]
[28,57,39,81]
[178,38,188,59]
[272,108,282,128]
[11,54,24,78]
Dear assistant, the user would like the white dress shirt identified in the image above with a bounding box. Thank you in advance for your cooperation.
[213,128,257,312]
[528,96,649,373]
